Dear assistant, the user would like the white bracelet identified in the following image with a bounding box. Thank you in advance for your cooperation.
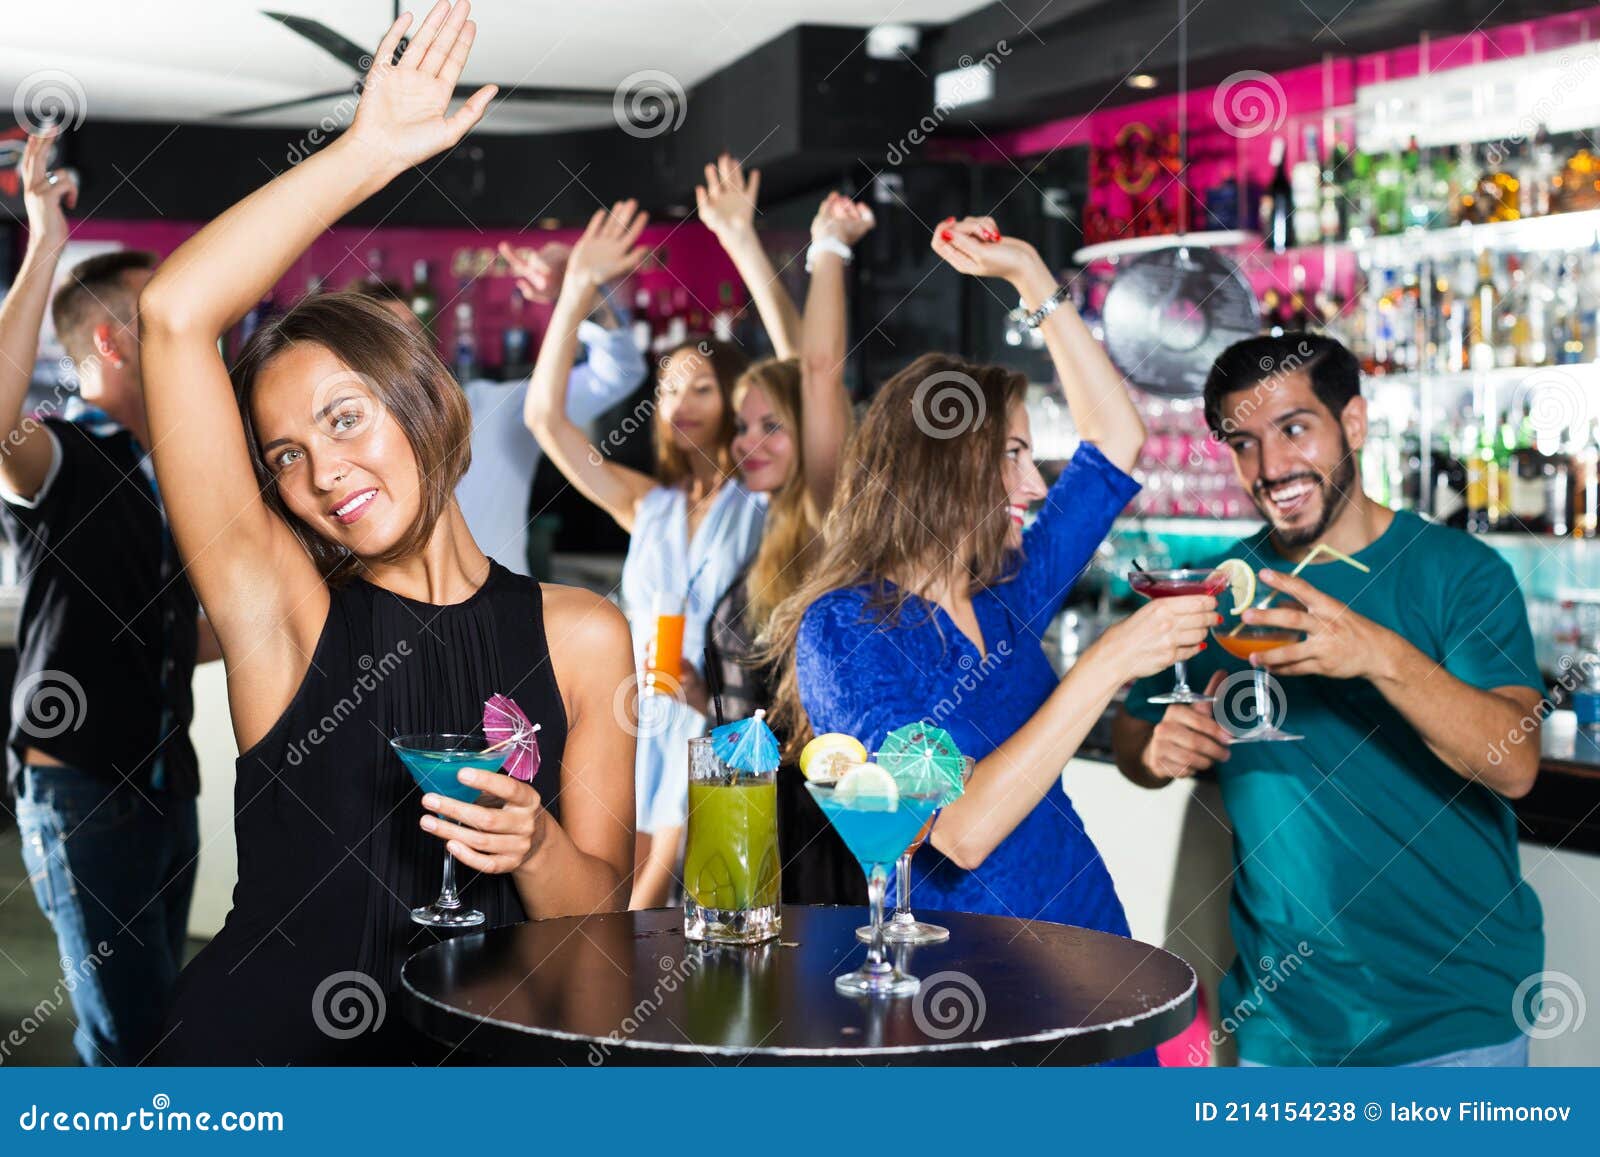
[805,236,854,272]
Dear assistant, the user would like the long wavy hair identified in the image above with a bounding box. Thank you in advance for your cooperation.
[231,291,473,585]
[762,352,1027,755]
[654,337,748,486]
[734,358,830,633]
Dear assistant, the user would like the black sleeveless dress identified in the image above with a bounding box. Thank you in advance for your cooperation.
[156,562,567,1065]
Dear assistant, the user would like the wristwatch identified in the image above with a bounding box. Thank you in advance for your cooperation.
[1018,283,1071,330]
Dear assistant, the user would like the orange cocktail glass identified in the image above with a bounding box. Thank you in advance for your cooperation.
[1212,615,1304,743]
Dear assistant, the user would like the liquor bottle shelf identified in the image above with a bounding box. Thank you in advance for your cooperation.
[1080,208,1600,269]
[1364,362,1600,393]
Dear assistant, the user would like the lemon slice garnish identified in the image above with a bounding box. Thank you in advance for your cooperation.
[1213,558,1257,616]
[799,732,868,783]
[832,762,899,807]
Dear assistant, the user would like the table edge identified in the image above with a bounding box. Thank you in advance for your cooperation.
[398,910,1200,1059]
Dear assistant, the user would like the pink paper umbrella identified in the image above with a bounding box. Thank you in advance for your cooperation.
[483,694,541,783]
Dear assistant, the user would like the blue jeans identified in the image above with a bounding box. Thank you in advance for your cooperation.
[15,765,199,1066]
[1240,1035,1529,1067]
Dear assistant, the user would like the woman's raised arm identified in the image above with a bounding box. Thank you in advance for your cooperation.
[138,3,494,642]
[520,201,658,533]
[696,154,801,359]
[931,217,1146,473]
[797,192,872,511]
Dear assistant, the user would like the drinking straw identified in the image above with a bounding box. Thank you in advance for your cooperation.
[1233,543,1371,633]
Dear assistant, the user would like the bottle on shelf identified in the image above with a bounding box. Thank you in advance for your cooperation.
[409,259,438,341]
[452,299,477,383]
[1261,137,1292,253]
[1448,144,1480,225]
[1478,145,1521,223]
[1469,249,1499,372]
[1466,417,1495,534]
[1319,141,1347,243]
[1432,428,1468,528]
[1374,142,1405,235]
[501,288,530,378]
[1510,404,1550,532]
[1345,150,1375,243]
[1547,425,1574,537]
[1573,421,1600,538]
[1292,125,1323,247]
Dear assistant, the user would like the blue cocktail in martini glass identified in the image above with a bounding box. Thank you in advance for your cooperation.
[390,733,509,929]
[805,773,942,997]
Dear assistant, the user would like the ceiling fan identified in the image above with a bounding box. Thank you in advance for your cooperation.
[221,1,632,119]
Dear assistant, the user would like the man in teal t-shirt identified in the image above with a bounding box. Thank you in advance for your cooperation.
[1113,333,1545,1067]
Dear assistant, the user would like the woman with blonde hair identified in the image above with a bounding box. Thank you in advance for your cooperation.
[522,156,800,908]
[700,193,871,902]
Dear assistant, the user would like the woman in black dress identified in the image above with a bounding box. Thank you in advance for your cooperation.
[138,1,635,1063]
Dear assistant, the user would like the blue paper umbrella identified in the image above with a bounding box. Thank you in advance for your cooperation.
[709,709,781,774]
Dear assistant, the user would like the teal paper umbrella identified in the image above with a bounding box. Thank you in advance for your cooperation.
[709,709,780,774]
[879,723,965,803]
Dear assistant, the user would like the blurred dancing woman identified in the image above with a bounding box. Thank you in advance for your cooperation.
[766,218,1215,994]
[699,192,872,903]
[524,158,799,908]
[138,2,633,1063]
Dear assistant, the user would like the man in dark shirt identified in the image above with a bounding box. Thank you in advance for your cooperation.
[1,130,212,1066]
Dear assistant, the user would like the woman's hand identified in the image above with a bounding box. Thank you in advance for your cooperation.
[810,192,875,246]
[421,769,546,875]
[345,1,497,176]
[930,215,1049,288]
[19,129,76,259]
[695,153,760,242]
[563,200,650,292]
[1096,594,1216,682]
[498,240,571,302]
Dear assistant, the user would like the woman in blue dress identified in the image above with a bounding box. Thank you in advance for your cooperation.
[766,216,1215,949]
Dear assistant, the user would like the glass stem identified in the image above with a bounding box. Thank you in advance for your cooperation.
[864,865,890,973]
[1253,668,1271,730]
[1172,657,1193,695]
[892,851,913,921]
[437,825,462,910]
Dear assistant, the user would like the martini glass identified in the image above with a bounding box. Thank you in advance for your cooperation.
[390,733,510,928]
[805,781,942,997]
[857,755,975,946]
[1128,567,1229,704]
[1212,604,1305,743]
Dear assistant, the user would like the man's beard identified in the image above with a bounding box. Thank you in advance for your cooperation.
[1252,434,1359,549]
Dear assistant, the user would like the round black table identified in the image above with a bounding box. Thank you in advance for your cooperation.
[401,906,1196,1065]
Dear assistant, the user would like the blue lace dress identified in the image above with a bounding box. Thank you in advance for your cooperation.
[796,442,1140,934]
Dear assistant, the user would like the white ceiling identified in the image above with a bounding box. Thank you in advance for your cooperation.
[3,0,988,134]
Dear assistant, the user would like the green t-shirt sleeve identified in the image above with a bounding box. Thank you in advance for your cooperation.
[1438,549,1544,695]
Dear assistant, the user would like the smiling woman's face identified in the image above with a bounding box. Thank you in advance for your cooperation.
[251,342,424,559]
[732,384,795,494]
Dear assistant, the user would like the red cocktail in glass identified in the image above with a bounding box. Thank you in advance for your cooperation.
[1129,568,1228,705]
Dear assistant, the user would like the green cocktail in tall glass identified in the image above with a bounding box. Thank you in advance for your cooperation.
[683,737,781,943]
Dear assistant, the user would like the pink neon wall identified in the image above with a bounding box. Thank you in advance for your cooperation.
[65,217,758,365]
